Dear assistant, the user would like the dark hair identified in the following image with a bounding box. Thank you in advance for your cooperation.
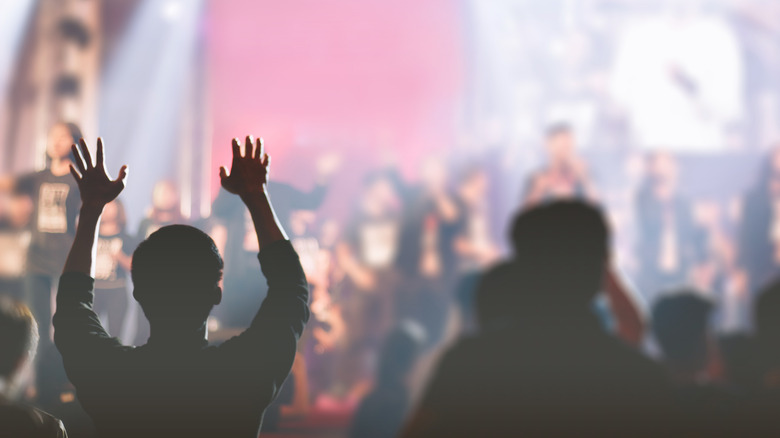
[510,201,609,307]
[651,291,713,373]
[0,297,38,378]
[546,122,572,139]
[132,225,223,326]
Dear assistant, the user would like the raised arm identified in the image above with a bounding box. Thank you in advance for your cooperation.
[54,139,129,382]
[217,136,310,390]
[219,136,286,250]
[603,265,646,346]
[62,138,128,275]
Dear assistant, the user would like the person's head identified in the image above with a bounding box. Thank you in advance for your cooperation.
[101,199,127,232]
[376,320,426,387]
[152,180,180,213]
[132,225,223,331]
[651,291,714,376]
[361,171,399,218]
[545,122,575,166]
[46,122,82,161]
[0,297,38,397]
[509,201,609,311]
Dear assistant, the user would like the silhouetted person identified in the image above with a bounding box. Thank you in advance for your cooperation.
[349,321,426,438]
[720,278,780,436]
[402,201,670,437]
[53,137,309,437]
[0,297,67,437]
[651,291,736,434]
[652,291,718,383]
[211,152,338,329]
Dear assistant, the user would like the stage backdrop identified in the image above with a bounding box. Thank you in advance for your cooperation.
[206,0,464,217]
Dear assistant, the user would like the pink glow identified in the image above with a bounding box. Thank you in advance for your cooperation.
[207,0,464,198]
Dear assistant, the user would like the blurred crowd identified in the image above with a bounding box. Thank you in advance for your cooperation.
[3,120,780,436]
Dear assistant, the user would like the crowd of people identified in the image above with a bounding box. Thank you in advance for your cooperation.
[2,119,780,437]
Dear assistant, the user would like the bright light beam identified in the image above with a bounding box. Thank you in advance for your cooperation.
[99,0,205,232]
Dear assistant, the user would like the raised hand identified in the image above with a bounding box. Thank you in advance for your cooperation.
[219,135,269,197]
[70,138,128,207]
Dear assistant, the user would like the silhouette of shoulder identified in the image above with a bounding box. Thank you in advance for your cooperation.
[0,400,67,438]
[414,325,670,437]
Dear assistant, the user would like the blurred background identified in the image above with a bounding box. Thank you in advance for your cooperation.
[2,0,780,436]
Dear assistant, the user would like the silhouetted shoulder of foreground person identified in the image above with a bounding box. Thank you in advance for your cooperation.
[402,201,673,437]
[53,137,309,437]
[0,399,67,438]
[0,297,67,438]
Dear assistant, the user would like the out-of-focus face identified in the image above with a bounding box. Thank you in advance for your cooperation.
[152,181,179,211]
[102,201,119,223]
[47,124,74,161]
[362,178,396,218]
[546,132,575,166]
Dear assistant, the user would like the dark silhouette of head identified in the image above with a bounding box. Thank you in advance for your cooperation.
[509,201,609,313]
[132,225,223,331]
[0,297,38,393]
[651,291,714,375]
[755,279,780,350]
[376,321,426,387]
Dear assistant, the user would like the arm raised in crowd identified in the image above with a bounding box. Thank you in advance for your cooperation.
[217,136,310,392]
[604,265,646,346]
[62,139,128,276]
[53,139,129,376]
